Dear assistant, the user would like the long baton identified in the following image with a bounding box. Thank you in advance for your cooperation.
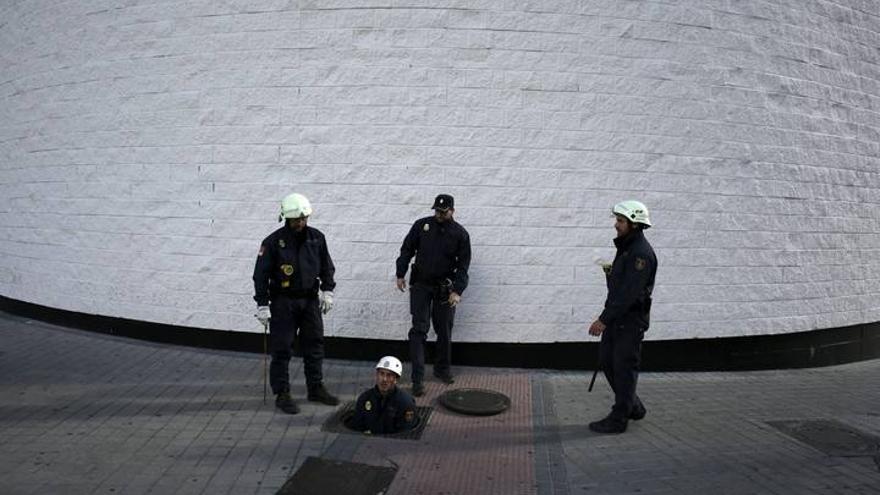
[262,320,269,405]
[588,367,599,392]
[588,338,600,392]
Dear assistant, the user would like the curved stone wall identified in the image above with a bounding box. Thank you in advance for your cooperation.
[1,1,879,343]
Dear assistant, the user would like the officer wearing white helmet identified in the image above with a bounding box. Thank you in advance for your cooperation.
[587,200,657,434]
[349,356,417,435]
[253,193,339,414]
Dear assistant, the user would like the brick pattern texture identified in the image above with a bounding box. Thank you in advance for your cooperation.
[1,1,879,341]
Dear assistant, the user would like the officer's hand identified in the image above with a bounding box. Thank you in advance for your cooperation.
[320,291,334,314]
[588,319,606,336]
[448,292,461,307]
[255,306,271,326]
[396,278,407,292]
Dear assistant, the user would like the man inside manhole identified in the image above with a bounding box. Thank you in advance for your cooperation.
[349,356,417,435]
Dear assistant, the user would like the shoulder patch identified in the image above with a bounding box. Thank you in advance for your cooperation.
[634,258,647,271]
[278,239,286,248]
[364,400,372,411]
[423,223,430,232]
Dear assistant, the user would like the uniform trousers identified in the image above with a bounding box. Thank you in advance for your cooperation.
[408,283,454,384]
[268,295,324,394]
[598,321,646,420]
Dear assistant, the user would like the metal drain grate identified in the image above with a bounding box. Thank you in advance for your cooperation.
[768,419,880,457]
[276,457,396,495]
[322,401,433,440]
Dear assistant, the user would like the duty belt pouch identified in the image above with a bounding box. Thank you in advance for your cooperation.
[438,278,453,304]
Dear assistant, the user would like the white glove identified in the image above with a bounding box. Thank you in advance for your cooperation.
[320,291,334,314]
[255,306,270,326]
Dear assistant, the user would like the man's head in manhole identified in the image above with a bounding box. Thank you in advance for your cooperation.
[375,356,403,395]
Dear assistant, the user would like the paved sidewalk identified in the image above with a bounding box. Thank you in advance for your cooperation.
[1,312,878,495]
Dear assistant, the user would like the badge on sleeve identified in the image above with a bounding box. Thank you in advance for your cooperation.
[278,239,286,248]
[365,400,372,411]
[635,258,647,271]
[281,264,294,276]
[423,223,430,232]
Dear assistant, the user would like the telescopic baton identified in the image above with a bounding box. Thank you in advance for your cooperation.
[262,320,269,405]
[588,339,600,392]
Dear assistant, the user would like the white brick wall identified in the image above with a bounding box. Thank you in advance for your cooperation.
[2,1,879,343]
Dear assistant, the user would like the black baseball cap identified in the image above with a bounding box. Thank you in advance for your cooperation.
[432,194,454,211]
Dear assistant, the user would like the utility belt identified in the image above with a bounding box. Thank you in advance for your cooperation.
[412,276,454,306]
[624,297,652,314]
[410,264,454,290]
[412,276,454,293]
[271,287,319,300]
[616,297,652,330]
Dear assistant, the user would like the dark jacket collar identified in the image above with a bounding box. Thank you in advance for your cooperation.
[373,384,399,399]
[284,225,309,242]
[613,229,644,250]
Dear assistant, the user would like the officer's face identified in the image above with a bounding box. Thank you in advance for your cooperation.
[287,216,308,232]
[375,369,399,394]
[434,208,453,223]
[614,215,632,238]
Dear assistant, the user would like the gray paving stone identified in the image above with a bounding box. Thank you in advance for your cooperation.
[2,313,880,494]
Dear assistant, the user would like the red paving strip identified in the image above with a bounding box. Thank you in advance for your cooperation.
[352,372,537,495]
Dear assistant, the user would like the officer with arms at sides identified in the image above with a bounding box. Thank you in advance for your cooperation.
[253,193,340,414]
[349,356,417,435]
[395,194,472,397]
[588,200,657,434]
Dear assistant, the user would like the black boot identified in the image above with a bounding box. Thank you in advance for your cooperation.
[629,405,647,421]
[433,369,455,384]
[412,382,425,397]
[589,415,627,434]
[275,392,300,415]
[307,383,339,406]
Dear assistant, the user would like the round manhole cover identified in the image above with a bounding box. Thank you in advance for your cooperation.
[438,388,511,416]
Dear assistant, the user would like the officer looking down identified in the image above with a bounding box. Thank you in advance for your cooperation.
[253,193,339,414]
[396,194,472,397]
[349,356,417,435]
[588,200,657,434]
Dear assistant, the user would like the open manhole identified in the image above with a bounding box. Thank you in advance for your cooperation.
[322,401,433,440]
[277,456,396,495]
[438,388,511,416]
[768,419,880,457]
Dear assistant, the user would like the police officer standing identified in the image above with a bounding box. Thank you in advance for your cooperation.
[396,194,471,397]
[349,356,417,435]
[588,200,657,434]
[253,193,339,414]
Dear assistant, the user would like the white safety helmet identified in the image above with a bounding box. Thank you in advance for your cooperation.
[612,200,651,228]
[279,193,313,221]
[375,356,403,377]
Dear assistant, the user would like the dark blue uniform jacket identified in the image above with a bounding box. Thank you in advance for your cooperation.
[395,216,471,294]
[599,229,657,330]
[350,386,417,435]
[253,225,335,306]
